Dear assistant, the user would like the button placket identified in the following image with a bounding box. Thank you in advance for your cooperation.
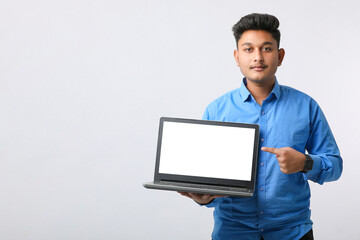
[258,103,268,226]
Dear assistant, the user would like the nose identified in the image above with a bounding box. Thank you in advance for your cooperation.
[254,49,264,62]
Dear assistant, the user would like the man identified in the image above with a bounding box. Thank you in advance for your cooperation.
[179,13,342,240]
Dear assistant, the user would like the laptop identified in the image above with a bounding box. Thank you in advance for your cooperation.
[143,117,259,197]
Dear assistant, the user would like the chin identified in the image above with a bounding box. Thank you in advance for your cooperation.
[247,78,270,84]
[246,75,275,85]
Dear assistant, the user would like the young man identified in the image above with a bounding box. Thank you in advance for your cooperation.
[179,13,342,240]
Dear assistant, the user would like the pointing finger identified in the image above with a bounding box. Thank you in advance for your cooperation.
[261,147,280,155]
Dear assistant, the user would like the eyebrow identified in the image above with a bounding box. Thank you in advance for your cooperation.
[241,41,274,46]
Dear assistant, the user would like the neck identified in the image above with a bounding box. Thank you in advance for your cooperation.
[245,78,275,105]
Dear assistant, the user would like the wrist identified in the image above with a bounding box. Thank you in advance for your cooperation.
[301,154,313,173]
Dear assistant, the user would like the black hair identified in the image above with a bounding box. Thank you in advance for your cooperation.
[232,13,281,49]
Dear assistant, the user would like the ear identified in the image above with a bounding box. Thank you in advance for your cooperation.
[234,49,240,66]
[278,48,285,66]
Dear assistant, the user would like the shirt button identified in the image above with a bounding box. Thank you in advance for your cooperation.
[260,211,264,215]
[261,138,264,142]
[262,111,265,115]
[261,228,264,232]
[260,162,264,166]
[260,187,264,191]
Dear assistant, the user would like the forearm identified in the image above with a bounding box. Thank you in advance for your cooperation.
[304,153,343,184]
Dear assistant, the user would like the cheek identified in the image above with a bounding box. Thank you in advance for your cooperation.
[266,56,279,69]
[237,57,250,69]
[238,64,250,75]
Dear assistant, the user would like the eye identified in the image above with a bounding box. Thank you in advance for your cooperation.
[262,47,272,52]
[243,48,252,52]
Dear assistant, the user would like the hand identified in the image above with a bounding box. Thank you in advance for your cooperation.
[261,146,306,174]
[178,192,227,205]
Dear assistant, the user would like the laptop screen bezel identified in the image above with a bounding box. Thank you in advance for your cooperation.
[153,117,259,190]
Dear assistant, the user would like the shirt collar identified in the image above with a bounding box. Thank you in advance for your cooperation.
[239,78,252,102]
[270,78,281,100]
[239,77,281,102]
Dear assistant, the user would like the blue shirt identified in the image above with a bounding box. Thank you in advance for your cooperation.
[202,78,343,240]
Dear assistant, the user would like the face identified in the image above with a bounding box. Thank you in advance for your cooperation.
[234,30,285,86]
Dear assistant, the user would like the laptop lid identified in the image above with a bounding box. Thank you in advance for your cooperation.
[147,117,259,195]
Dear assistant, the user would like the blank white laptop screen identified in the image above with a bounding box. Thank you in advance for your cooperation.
[158,121,255,181]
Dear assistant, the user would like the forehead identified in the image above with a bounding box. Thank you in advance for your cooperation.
[238,30,276,46]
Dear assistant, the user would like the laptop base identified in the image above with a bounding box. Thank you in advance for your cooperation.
[143,182,253,198]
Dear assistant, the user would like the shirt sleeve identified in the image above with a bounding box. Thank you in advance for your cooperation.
[202,107,210,120]
[202,100,218,121]
[304,100,343,184]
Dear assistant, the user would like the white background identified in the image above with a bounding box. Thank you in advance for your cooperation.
[0,0,358,239]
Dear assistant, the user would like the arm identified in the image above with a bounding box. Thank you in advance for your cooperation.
[262,100,343,184]
[303,101,343,184]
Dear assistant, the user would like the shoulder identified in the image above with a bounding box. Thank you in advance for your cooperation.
[280,85,318,105]
[203,88,241,120]
[207,88,240,109]
[279,85,324,120]
[280,85,310,98]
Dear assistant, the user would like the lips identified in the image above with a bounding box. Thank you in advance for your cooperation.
[251,65,267,71]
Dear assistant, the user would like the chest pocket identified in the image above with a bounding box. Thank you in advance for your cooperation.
[275,120,310,152]
[286,133,308,152]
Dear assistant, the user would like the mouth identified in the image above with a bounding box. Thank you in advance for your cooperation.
[251,65,267,71]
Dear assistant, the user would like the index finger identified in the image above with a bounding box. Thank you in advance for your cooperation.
[261,146,280,155]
